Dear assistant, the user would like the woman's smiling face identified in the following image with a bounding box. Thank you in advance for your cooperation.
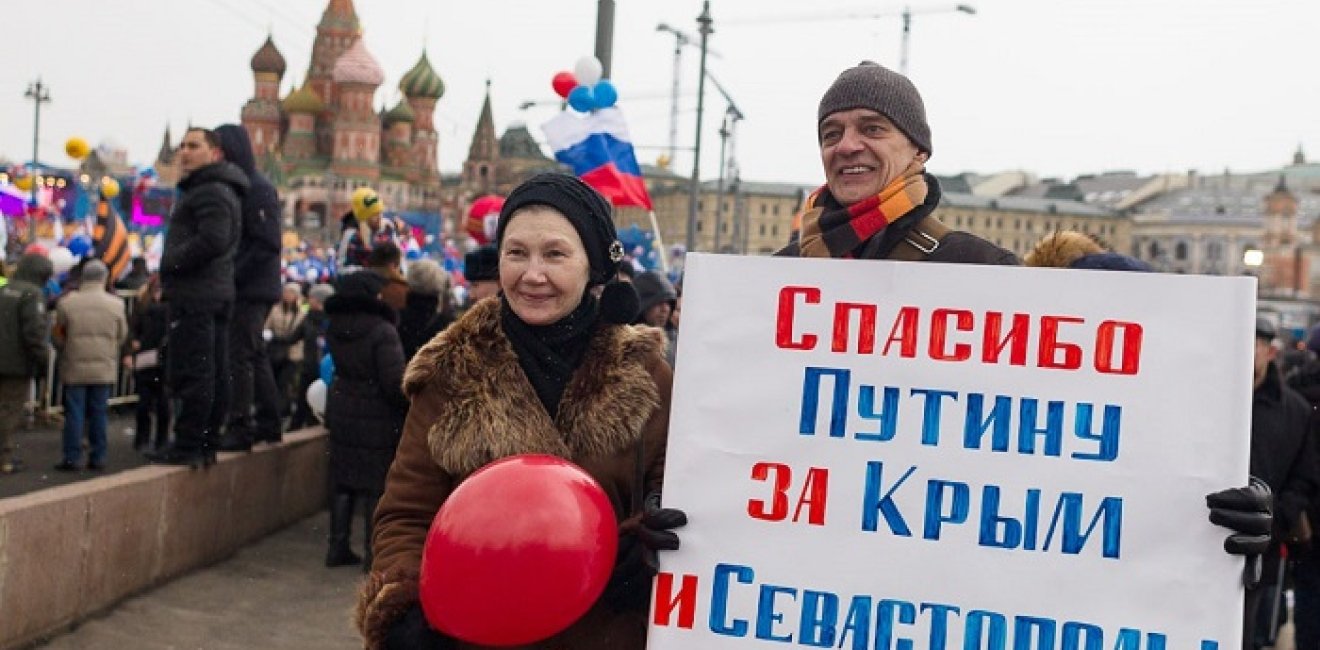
[499,206,590,325]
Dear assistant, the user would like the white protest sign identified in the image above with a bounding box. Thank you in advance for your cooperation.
[650,253,1254,650]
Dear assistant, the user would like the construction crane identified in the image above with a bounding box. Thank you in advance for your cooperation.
[724,4,975,75]
[655,22,720,169]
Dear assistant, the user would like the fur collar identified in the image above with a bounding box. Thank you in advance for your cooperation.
[1024,230,1105,268]
[404,298,667,477]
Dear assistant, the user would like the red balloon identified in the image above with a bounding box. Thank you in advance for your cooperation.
[419,454,618,646]
[551,71,578,99]
[465,195,505,245]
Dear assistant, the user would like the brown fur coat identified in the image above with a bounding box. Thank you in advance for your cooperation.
[356,298,672,650]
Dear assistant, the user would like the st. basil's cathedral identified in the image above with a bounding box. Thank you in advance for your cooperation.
[240,0,444,235]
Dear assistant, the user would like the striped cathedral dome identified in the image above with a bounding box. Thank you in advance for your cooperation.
[384,98,415,124]
[399,51,444,99]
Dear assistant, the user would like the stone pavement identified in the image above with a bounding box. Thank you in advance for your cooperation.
[0,410,150,500]
[34,513,363,649]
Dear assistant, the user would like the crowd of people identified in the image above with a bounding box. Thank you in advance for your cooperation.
[0,60,1315,650]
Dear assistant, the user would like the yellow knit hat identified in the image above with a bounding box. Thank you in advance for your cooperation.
[351,187,383,223]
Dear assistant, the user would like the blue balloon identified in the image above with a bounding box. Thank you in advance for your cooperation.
[567,85,596,112]
[593,80,618,109]
[67,235,93,257]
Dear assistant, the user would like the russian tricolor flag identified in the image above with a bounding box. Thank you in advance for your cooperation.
[542,107,653,210]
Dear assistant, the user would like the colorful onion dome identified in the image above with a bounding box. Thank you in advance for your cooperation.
[399,51,444,99]
[282,84,326,114]
[384,98,415,124]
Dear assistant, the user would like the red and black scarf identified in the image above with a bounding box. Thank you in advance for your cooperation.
[797,164,935,259]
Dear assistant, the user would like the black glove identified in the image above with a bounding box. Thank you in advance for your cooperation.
[385,604,452,650]
[601,493,688,612]
[1206,477,1272,588]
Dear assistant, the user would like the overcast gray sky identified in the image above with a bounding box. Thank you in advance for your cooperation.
[1,0,1316,187]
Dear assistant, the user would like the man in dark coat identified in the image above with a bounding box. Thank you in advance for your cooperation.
[323,271,408,569]
[0,253,53,474]
[776,61,1016,264]
[149,127,248,467]
[214,124,285,451]
[1247,318,1319,648]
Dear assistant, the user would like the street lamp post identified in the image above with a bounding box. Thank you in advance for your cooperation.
[24,78,51,242]
[684,1,712,257]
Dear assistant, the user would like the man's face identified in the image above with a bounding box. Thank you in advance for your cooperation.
[177,130,220,176]
[819,108,926,206]
[1254,337,1277,386]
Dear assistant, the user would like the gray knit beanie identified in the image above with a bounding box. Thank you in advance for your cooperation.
[817,61,932,157]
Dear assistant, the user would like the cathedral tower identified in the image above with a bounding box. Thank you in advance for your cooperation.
[242,36,286,153]
[330,38,384,181]
[398,50,444,180]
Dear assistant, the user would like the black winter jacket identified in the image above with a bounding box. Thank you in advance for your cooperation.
[397,292,455,362]
[300,309,329,376]
[130,301,169,354]
[0,256,52,378]
[216,125,283,304]
[1253,362,1319,533]
[161,162,248,305]
[324,294,408,493]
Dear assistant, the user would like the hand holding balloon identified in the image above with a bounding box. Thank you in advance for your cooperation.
[601,491,688,612]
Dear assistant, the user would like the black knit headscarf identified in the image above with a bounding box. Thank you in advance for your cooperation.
[496,173,640,417]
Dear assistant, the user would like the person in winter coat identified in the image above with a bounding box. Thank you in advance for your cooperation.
[365,242,409,314]
[1246,319,1318,648]
[265,283,306,421]
[356,173,686,650]
[149,127,248,468]
[1285,327,1320,650]
[631,270,678,366]
[338,188,398,272]
[397,258,456,361]
[776,61,1015,264]
[289,282,333,430]
[215,123,285,451]
[459,243,500,314]
[324,271,409,571]
[52,260,127,471]
[127,275,171,451]
[0,253,53,474]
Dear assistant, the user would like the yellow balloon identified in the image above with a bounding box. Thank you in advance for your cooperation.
[14,176,33,191]
[100,177,120,199]
[65,137,90,160]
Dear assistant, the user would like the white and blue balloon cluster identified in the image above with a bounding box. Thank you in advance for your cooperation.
[554,56,619,113]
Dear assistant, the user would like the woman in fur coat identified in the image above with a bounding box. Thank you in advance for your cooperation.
[356,174,686,649]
